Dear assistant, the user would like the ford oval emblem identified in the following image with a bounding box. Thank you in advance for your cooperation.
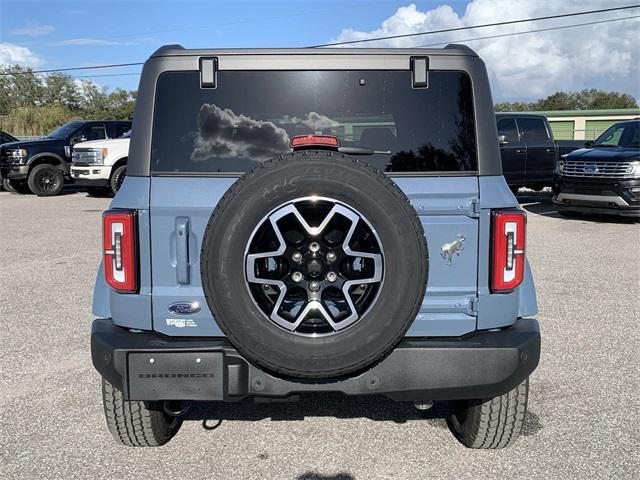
[168,301,201,315]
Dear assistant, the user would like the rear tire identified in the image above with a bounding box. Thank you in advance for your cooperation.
[110,164,126,194]
[101,379,182,447]
[447,378,529,449]
[28,164,64,196]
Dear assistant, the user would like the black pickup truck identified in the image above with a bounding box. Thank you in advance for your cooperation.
[496,113,582,194]
[0,131,19,191]
[0,120,130,196]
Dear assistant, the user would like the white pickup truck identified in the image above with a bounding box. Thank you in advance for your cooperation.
[70,131,130,195]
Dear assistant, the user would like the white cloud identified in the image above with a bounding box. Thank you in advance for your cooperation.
[9,23,55,37]
[282,112,339,130]
[0,43,44,68]
[192,104,290,161]
[329,1,640,101]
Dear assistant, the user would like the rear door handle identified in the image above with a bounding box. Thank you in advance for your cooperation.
[516,149,526,155]
[175,217,190,285]
[545,148,554,153]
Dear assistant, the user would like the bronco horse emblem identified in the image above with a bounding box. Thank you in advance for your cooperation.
[440,234,465,265]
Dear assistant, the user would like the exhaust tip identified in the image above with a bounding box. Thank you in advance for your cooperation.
[413,401,433,411]
[163,400,191,417]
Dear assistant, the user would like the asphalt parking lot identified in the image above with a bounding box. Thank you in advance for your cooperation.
[0,190,638,480]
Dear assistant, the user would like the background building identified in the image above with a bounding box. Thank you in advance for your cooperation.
[530,108,640,140]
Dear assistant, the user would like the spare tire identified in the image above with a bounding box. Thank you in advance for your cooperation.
[201,151,427,378]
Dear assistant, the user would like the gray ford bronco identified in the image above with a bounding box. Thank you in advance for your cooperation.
[91,44,540,449]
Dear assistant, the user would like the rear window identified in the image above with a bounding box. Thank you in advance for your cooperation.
[151,70,477,174]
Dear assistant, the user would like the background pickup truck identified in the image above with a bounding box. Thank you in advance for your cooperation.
[71,130,130,196]
[496,113,584,193]
[0,120,131,196]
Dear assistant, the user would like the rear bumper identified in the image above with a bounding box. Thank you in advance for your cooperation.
[91,318,541,402]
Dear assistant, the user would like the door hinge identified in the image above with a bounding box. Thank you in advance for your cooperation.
[465,297,478,316]
[464,197,480,218]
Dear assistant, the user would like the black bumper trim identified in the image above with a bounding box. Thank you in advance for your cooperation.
[71,177,109,187]
[553,200,640,217]
[0,165,28,180]
[91,318,540,402]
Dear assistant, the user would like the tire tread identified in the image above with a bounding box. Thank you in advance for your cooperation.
[101,379,181,447]
[448,378,529,449]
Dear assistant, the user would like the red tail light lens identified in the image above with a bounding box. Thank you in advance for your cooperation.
[491,211,526,293]
[103,209,138,293]
[290,135,339,148]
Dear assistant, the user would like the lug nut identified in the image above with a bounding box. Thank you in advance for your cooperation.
[326,271,337,283]
[309,242,320,253]
[326,251,337,262]
[309,281,320,292]
[291,271,303,282]
[292,252,302,262]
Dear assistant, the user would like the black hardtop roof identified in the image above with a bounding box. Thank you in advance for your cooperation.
[128,42,503,177]
[150,43,478,58]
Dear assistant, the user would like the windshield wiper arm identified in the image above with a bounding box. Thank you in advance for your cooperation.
[337,147,391,155]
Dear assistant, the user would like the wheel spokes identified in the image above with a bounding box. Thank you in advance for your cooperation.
[245,198,384,336]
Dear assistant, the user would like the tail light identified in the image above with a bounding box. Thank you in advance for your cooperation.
[491,210,526,293]
[103,209,138,293]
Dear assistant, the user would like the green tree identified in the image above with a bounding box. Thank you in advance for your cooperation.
[495,89,638,112]
[494,101,533,112]
[43,73,83,110]
[78,79,111,117]
[570,89,638,110]
[0,64,137,136]
[534,92,576,111]
[0,65,44,111]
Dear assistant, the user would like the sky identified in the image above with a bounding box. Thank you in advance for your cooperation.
[0,0,639,102]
